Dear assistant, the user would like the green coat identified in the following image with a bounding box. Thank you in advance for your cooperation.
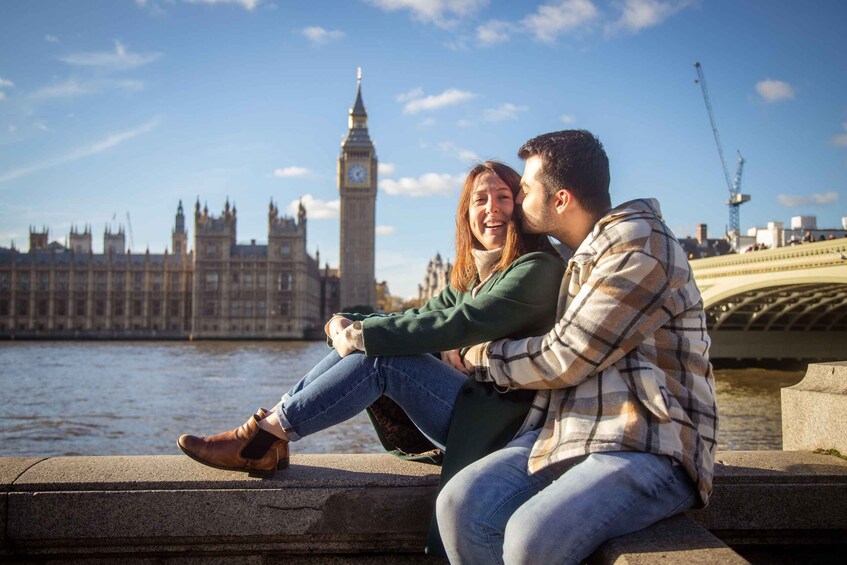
[336,250,565,462]
[345,250,565,357]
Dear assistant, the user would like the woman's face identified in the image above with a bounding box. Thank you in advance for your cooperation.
[468,171,515,250]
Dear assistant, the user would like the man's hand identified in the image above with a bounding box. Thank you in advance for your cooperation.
[462,343,485,374]
[440,349,470,374]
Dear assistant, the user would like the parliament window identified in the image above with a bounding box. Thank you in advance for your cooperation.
[133,300,142,317]
[205,272,219,290]
[95,300,105,317]
[56,299,67,316]
[113,273,124,291]
[76,300,86,316]
[133,272,144,291]
[38,272,49,291]
[75,274,86,291]
[19,274,30,291]
[279,243,291,256]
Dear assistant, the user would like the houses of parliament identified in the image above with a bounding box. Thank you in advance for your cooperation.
[0,72,379,340]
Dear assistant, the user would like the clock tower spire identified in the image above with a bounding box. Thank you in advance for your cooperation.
[338,67,377,310]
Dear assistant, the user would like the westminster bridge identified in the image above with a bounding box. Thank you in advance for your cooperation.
[691,238,847,360]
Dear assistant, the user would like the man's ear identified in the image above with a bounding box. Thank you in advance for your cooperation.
[553,189,571,214]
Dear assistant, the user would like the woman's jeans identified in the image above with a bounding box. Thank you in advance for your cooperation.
[436,428,699,565]
[273,350,467,449]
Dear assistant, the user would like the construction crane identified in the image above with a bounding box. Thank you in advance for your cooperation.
[693,62,750,248]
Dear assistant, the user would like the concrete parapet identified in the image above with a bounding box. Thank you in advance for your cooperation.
[588,514,746,565]
[3,455,441,562]
[2,451,846,562]
[782,361,847,454]
[689,450,847,545]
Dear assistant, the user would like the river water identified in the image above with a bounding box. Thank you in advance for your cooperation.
[0,341,805,457]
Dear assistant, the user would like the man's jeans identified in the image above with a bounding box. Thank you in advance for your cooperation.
[437,428,699,565]
[274,351,467,449]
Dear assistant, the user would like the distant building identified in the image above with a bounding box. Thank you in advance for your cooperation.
[0,200,322,339]
[678,223,732,259]
[338,68,377,311]
[746,215,847,248]
[418,253,452,302]
[0,71,380,339]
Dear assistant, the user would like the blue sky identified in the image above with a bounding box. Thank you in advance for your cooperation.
[1,0,845,298]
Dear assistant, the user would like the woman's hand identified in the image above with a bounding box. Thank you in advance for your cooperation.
[327,316,353,340]
[441,349,470,374]
[332,321,365,358]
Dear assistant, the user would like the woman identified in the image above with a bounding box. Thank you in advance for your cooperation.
[177,161,565,476]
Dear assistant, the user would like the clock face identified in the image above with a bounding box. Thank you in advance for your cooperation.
[347,164,368,184]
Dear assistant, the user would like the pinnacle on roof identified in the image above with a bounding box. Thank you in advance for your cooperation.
[351,66,367,117]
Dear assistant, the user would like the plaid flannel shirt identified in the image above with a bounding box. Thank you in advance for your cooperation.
[470,198,718,505]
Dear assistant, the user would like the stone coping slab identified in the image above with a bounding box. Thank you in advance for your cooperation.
[10,454,441,492]
[713,451,847,484]
[0,458,44,491]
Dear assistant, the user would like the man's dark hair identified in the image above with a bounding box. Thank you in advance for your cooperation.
[518,130,611,217]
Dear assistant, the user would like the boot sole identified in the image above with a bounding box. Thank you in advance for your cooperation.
[177,439,284,478]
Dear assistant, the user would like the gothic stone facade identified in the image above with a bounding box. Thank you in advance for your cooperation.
[0,200,329,339]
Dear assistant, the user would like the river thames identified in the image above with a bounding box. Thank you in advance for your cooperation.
[0,341,805,457]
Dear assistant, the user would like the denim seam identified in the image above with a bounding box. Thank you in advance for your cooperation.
[381,364,459,412]
[483,479,547,565]
[571,461,680,561]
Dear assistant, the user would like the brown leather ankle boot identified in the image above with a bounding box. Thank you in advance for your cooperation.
[177,410,289,476]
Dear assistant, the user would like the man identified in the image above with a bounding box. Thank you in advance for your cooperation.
[438,130,718,564]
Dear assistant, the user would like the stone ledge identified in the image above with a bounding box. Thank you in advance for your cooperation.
[782,361,847,454]
[3,451,846,562]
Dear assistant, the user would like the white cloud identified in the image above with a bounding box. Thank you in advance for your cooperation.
[832,122,847,147]
[457,119,474,128]
[777,191,839,208]
[301,26,345,45]
[183,0,261,10]
[0,77,14,100]
[287,194,339,219]
[35,122,49,132]
[376,225,397,235]
[606,0,691,35]
[561,114,576,124]
[521,0,599,44]
[756,79,795,103]
[8,125,16,133]
[30,78,144,101]
[364,0,488,28]
[401,88,476,114]
[438,141,480,163]
[272,166,309,178]
[419,117,436,127]
[0,117,161,184]
[60,41,162,71]
[45,34,59,43]
[484,102,528,122]
[380,172,465,197]
[396,87,424,102]
[378,162,396,176]
[477,19,511,46]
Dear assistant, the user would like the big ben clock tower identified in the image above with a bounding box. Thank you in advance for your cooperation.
[338,68,377,310]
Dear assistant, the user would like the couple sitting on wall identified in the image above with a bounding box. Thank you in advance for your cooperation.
[178,130,718,564]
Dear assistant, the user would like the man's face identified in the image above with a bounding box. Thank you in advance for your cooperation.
[517,155,555,235]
